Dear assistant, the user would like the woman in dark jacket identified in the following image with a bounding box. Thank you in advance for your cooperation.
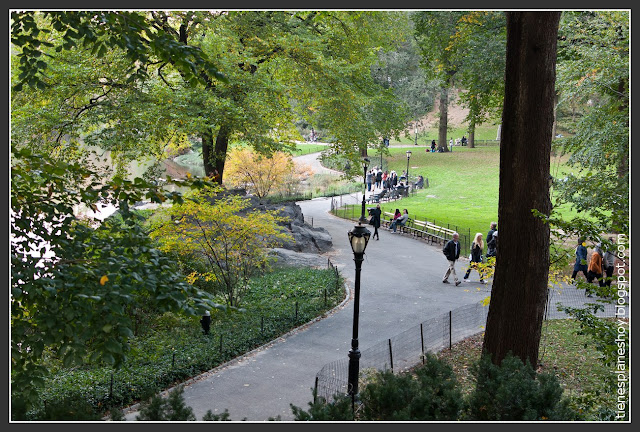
[463,232,486,284]
[370,204,382,240]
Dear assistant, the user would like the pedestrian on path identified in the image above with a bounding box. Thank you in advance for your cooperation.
[463,233,486,284]
[602,237,616,287]
[571,237,588,282]
[586,243,604,288]
[486,222,497,258]
[442,232,462,286]
[370,204,382,240]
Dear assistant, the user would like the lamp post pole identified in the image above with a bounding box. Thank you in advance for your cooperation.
[406,150,412,184]
[347,223,370,414]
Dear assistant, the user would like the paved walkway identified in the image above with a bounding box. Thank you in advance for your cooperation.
[121,152,612,422]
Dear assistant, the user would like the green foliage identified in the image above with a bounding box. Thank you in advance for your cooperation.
[37,394,103,421]
[27,267,342,419]
[560,308,628,392]
[554,11,629,234]
[359,354,464,420]
[291,393,355,421]
[10,146,223,418]
[465,353,577,421]
[292,355,464,421]
[136,386,196,421]
[148,186,293,307]
[11,11,225,92]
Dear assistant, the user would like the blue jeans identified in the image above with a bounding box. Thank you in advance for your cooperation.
[390,220,405,232]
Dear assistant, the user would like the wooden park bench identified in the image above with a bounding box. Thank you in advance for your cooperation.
[406,219,457,245]
[365,189,387,204]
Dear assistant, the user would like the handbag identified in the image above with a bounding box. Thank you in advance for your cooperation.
[368,217,374,225]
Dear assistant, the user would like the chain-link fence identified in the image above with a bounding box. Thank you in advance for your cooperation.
[314,284,624,403]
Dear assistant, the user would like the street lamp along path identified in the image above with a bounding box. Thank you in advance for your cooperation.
[346,221,370,414]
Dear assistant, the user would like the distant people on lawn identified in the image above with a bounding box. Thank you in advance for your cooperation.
[571,237,589,282]
[431,140,436,152]
[389,209,409,233]
[464,232,486,284]
[442,232,462,286]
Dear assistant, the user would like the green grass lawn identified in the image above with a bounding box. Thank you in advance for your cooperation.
[390,125,501,146]
[367,145,581,242]
[379,146,500,238]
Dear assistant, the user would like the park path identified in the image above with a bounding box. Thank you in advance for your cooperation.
[122,152,614,421]
[122,152,492,421]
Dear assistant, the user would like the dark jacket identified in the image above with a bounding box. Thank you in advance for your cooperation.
[470,242,483,263]
[443,239,461,261]
[573,244,588,272]
[371,208,381,228]
[486,230,497,257]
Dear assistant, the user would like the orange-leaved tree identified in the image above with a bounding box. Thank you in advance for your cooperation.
[225,147,303,200]
[149,185,292,307]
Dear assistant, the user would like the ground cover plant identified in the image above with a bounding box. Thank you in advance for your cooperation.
[436,318,620,420]
[27,266,344,420]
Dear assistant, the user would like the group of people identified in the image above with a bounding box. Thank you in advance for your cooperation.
[442,222,497,286]
[366,167,406,192]
[572,236,616,294]
[367,206,409,241]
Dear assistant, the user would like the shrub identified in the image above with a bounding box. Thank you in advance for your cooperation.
[465,353,578,421]
[291,354,463,421]
[136,386,196,421]
[359,354,463,420]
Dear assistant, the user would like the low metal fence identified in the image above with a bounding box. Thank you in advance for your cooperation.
[313,285,622,403]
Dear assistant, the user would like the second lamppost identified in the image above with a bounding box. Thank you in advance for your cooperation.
[347,221,371,410]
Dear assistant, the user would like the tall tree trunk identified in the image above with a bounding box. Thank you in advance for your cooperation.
[482,11,561,369]
[214,123,232,184]
[469,98,477,148]
[438,87,449,152]
[202,129,217,180]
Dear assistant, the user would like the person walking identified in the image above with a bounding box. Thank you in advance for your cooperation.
[463,233,486,284]
[375,168,383,190]
[442,232,462,286]
[431,140,436,152]
[602,237,616,287]
[389,209,408,233]
[366,169,373,192]
[370,204,382,240]
[571,237,588,282]
[486,222,497,258]
[586,243,604,289]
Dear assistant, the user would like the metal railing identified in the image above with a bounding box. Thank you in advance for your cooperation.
[313,285,621,403]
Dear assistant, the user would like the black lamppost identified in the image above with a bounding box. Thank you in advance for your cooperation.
[359,157,370,224]
[347,222,371,409]
[406,150,412,182]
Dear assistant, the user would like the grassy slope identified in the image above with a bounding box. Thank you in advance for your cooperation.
[373,143,581,239]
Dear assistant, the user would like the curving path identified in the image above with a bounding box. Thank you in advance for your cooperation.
[122,152,607,421]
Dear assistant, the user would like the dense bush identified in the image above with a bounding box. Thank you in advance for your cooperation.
[292,353,579,421]
[28,267,344,420]
[465,353,579,421]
